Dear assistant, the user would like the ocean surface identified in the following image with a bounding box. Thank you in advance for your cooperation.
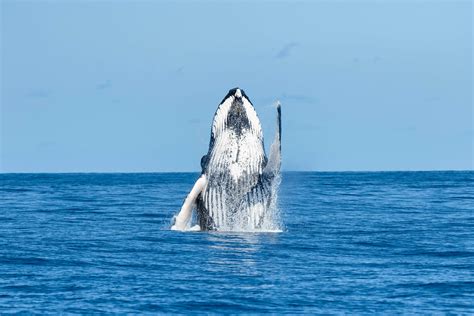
[0,171,473,314]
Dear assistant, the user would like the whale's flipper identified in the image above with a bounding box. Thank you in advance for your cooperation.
[171,175,207,231]
[263,102,281,177]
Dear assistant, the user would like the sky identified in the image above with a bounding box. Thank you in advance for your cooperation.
[1,0,472,172]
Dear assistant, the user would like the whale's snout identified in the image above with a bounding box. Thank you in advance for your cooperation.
[234,88,243,99]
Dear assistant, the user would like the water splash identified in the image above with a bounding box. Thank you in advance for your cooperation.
[171,174,283,233]
[261,173,283,232]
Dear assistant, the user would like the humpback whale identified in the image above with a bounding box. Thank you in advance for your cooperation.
[172,88,281,231]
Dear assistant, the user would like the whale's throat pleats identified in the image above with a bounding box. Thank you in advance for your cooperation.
[198,127,267,229]
[198,89,268,229]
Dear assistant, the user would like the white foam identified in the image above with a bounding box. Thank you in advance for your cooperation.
[171,172,283,233]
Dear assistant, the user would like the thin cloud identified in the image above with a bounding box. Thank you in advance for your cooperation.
[352,56,383,64]
[280,93,316,104]
[26,90,50,99]
[96,80,112,90]
[36,141,56,150]
[275,42,299,59]
[188,118,201,125]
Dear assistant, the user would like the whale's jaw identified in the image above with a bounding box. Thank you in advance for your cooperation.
[209,88,263,150]
[205,88,266,181]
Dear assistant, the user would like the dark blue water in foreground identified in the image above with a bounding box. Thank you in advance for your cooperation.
[1,172,473,314]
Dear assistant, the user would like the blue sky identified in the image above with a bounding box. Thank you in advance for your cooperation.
[1,1,472,172]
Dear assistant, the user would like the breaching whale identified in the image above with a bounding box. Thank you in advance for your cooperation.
[172,88,281,231]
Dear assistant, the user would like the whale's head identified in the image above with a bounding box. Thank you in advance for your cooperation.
[210,88,263,142]
[201,88,265,175]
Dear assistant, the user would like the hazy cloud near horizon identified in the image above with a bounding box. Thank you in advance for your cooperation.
[96,80,112,90]
[1,1,472,172]
[275,42,299,59]
[25,90,51,99]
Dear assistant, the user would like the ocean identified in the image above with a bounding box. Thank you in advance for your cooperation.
[1,171,473,314]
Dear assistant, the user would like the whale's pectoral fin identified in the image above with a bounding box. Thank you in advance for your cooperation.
[171,175,207,231]
[263,102,281,178]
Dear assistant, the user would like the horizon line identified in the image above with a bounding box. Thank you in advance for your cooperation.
[0,169,472,175]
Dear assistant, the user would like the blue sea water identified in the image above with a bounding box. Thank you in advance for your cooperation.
[0,171,473,314]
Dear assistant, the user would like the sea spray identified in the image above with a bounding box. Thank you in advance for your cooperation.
[172,172,283,233]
